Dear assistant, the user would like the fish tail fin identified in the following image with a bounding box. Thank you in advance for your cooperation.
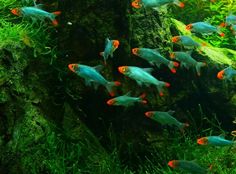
[216,26,225,37]
[196,62,207,76]
[168,61,179,74]
[173,0,184,8]
[139,93,147,104]
[157,82,170,96]
[106,81,121,96]
[51,11,61,26]
[52,11,62,16]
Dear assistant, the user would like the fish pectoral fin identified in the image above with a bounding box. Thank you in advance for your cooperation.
[93,83,100,90]
[167,110,175,115]
[85,80,92,86]
[142,68,154,74]
[93,65,104,72]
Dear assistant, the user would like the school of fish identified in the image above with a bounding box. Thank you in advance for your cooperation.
[11,0,236,173]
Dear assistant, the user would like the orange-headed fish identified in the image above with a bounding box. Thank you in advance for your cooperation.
[132,48,179,73]
[168,160,210,174]
[217,66,236,81]
[118,66,170,96]
[170,51,206,76]
[107,92,147,107]
[197,136,235,146]
[11,6,61,26]
[220,14,236,27]
[68,64,120,96]
[186,22,224,37]
[100,38,119,65]
[131,0,184,9]
[171,36,203,49]
[145,110,189,129]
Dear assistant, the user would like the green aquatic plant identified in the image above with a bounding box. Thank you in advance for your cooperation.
[171,18,236,67]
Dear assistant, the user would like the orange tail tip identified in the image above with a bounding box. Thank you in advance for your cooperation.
[219,22,226,27]
[114,81,121,86]
[109,92,115,97]
[171,68,176,73]
[139,93,146,99]
[53,11,61,16]
[179,2,185,8]
[219,33,225,37]
[142,100,148,104]
[165,82,170,87]
[52,19,59,26]
[173,62,179,67]
[159,92,164,96]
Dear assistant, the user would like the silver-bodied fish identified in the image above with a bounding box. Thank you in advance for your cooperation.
[132,48,179,73]
[118,66,170,96]
[186,22,224,37]
[106,92,147,107]
[99,38,119,65]
[11,6,61,26]
[170,51,206,76]
[131,0,184,9]
[168,160,210,174]
[217,66,236,81]
[197,136,236,146]
[68,64,121,96]
[145,110,189,129]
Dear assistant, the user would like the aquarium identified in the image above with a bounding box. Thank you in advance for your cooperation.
[0,0,236,173]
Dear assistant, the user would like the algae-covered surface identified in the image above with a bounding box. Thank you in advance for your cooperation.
[0,0,236,173]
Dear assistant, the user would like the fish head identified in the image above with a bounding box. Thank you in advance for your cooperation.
[106,99,116,105]
[132,48,139,55]
[113,40,120,48]
[11,8,21,16]
[118,66,129,75]
[186,24,193,30]
[131,0,141,8]
[145,111,155,118]
[217,70,224,80]
[168,160,178,168]
[197,137,208,145]
[68,64,78,73]
[171,36,180,43]
[169,52,175,59]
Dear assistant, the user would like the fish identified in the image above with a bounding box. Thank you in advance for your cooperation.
[186,22,224,37]
[197,136,235,146]
[106,92,147,107]
[171,35,203,49]
[11,6,61,26]
[132,48,179,73]
[145,110,189,129]
[217,66,236,81]
[169,51,206,76]
[131,0,184,9]
[99,38,119,65]
[168,160,210,174]
[118,66,170,96]
[220,14,236,27]
[68,64,121,96]
[230,25,236,35]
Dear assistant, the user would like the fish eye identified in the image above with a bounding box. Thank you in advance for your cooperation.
[122,67,126,72]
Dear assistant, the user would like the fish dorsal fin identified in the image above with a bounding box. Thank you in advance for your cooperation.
[152,48,161,54]
[186,50,193,55]
[167,110,175,115]
[105,38,110,45]
[142,68,154,74]
[124,91,132,96]
[218,134,225,138]
[93,65,103,72]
